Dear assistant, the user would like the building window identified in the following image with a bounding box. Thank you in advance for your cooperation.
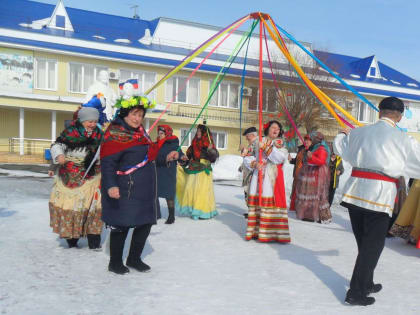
[370,67,376,77]
[34,58,57,90]
[356,100,377,123]
[180,128,227,150]
[166,76,200,104]
[69,63,108,93]
[120,69,157,99]
[212,131,227,149]
[248,87,278,112]
[56,15,65,28]
[180,128,195,147]
[209,81,239,108]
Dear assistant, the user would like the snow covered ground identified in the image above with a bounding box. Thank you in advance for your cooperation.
[0,157,418,315]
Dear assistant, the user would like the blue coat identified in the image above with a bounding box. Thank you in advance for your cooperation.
[156,138,183,199]
[101,118,158,227]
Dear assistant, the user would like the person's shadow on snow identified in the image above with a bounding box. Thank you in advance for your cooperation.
[215,202,247,237]
[215,202,348,303]
[270,243,347,303]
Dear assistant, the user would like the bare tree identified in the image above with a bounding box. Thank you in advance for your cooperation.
[267,46,341,149]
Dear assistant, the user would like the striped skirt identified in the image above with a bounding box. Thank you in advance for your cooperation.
[246,196,290,243]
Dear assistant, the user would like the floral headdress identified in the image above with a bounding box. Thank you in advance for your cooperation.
[114,95,156,110]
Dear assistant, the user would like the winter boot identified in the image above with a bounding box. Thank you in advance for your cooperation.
[108,230,129,275]
[66,238,79,248]
[87,234,102,250]
[126,225,152,272]
[165,200,175,224]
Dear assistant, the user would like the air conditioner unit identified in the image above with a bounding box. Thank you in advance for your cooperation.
[109,70,120,81]
[242,86,252,97]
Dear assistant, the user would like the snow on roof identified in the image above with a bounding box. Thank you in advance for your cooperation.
[314,50,420,91]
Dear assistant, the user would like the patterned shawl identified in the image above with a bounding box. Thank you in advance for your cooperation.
[187,125,216,161]
[100,117,159,161]
[55,120,103,188]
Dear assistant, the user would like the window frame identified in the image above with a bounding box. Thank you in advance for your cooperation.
[165,76,200,105]
[356,100,377,123]
[208,80,240,109]
[248,87,278,112]
[120,69,157,99]
[68,62,108,94]
[179,128,227,150]
[34,58,58,91]
[180,128,195,147]
[212,130,228,150]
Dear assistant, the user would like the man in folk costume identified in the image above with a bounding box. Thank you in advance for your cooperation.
[239,127,258,208]
[244,121,290,243]
[333,96,420,306]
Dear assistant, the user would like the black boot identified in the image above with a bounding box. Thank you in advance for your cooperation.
[66,238,79,248]
[165,208,175,224]
[126,225,152,272]
[165,199,175,224]
[108,230,129,275]
[367,283,382,296]
[87,234,102,250]
[345,291,375,306]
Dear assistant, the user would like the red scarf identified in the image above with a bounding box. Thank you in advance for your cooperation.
[188,129,215,161]
[101,120,159,160]
[156,124,178,148]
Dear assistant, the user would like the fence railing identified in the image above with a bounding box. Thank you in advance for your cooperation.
[9,138,52,155]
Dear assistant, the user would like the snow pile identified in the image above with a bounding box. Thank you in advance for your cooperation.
[212,154,243,180]
[0,168,49,178]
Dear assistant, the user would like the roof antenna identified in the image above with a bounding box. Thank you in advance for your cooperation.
[130,4,140,19]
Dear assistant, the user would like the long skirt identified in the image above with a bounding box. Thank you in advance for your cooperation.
[289,177,298,211]
[49,175,103,238]
[390,179,420,245]
[295,164,332,223]
[175,166,218,220]
[246,206,290,243]
[246,167,290,243]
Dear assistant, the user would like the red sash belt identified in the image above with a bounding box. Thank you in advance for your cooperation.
[351,170,398,185]
[351,169,399,204]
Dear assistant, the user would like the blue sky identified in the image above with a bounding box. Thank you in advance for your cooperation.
[36,0,420,81]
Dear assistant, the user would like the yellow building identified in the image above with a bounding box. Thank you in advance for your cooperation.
[1,0,420,160]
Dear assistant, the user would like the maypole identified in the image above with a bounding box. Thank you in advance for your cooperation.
[256,13,267,207]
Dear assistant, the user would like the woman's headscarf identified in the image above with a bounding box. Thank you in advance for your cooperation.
[309,131,330,163]
[156,124,178,148]
[189,124,216,161]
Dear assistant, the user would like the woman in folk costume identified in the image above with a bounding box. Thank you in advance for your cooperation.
[289,134,312,211]
[155,125,187,224]
[295,131,332,223]
[101,98,179,274]
[175,124,218,220]
[243,120,290,243]
[390,179,420,247]
[49,107,103,250]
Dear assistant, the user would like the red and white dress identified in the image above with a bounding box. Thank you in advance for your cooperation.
[244,138,290,243]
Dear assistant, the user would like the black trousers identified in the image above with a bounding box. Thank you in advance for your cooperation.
[346,204,390,298]
[328,187,336,206]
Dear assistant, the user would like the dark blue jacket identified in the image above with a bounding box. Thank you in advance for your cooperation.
[156,138,183,199]
[101,118,158,227]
